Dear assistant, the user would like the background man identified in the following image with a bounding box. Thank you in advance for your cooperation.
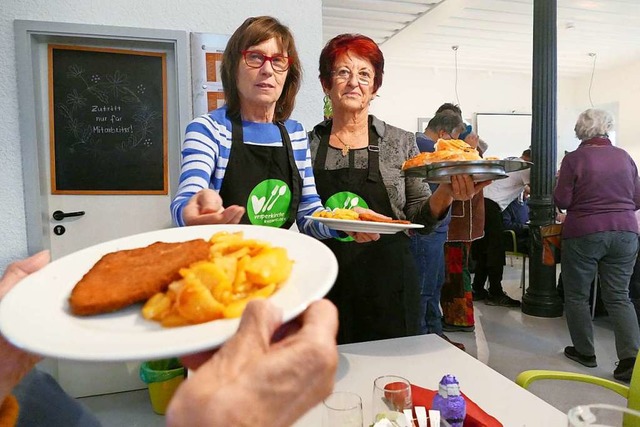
[411,111,467,350]
[471,149,531,307]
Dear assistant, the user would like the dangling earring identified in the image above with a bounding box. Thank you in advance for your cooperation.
[323,95,333,120]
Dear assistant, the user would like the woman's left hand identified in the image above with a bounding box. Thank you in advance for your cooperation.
[347,231,380,243]
[347,207,382,243]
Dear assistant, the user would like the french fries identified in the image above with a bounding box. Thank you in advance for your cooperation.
[313,208,359,220]
[142,231,293,327]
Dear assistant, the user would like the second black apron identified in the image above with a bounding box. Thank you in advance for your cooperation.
[219,114,301,229]
[313,121,420,344]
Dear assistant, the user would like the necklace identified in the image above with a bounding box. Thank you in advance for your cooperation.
[333,133,352,157]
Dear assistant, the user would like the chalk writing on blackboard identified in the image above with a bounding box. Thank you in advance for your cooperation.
[49,45,167,194]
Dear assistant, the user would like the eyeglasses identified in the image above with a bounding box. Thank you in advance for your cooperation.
[331,68,374,86]
[241,50,291,72]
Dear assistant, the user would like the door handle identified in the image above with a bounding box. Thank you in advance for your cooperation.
[52,210,85,221]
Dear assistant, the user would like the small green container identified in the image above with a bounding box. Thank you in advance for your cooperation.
[139,358,185,415]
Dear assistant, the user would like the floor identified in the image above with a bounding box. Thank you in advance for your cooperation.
[448,258,628,414]
[79,258,629,425]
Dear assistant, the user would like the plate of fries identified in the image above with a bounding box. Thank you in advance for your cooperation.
[306,216,424,234]
[0,225,338,361]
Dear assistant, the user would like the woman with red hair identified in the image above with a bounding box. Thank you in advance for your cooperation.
[308,34,489,344]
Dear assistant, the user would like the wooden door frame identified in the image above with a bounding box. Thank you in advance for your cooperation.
[15,20,189,254]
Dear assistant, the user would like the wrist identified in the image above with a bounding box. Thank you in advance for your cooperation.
[0,395,19,427]
[428,189,453,219]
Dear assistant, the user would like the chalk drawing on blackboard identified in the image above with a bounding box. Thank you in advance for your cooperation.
[49,45,168,195]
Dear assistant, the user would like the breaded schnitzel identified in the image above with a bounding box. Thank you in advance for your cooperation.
[69,239,210,316]
[358,212,410,224]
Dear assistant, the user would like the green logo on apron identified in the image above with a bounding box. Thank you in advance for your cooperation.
[247,179,291,227]
[325,192,368,242]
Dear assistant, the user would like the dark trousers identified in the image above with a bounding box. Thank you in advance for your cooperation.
[628,236,640,323]
[472,199,506,296]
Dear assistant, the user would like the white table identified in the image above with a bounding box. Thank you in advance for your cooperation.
[295,334,567,426]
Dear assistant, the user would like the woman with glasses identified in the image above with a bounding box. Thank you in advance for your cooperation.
[170,16,363,241]
[308,34,490,344]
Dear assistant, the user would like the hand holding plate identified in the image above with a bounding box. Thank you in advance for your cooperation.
[169,299,339,427]
[0,251,49,402]
[347,207,382,242]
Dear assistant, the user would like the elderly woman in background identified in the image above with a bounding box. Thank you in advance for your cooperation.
[308,34,489,344]
[170,16,345,240]
[554,108,640,382]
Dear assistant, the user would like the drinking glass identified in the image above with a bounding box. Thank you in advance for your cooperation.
[322,391,363,427]
[372,375,413,426]
[567,403,640,426]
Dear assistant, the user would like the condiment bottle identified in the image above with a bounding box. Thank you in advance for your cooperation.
[431,374,466,427]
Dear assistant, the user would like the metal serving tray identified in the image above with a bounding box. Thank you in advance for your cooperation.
[403,159,532,183]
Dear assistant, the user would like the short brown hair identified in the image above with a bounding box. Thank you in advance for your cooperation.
[427,111,465,135]
[221,16,301,122]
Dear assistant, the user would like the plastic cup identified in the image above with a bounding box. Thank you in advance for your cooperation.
[139,358,185,415]
[567,403,640,426]
[323,391,363,427]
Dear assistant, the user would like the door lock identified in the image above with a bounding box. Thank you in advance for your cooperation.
[52,210,85,221]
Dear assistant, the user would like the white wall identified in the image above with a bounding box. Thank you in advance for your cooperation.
[572,58,640,162]
[370,64,583,163]
[371,58,640,166]
[1,0,324,271]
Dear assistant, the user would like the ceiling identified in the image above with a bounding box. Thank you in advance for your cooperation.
[321,0,640,77]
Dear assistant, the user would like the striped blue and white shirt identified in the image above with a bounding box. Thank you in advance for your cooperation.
[171,106,337,239]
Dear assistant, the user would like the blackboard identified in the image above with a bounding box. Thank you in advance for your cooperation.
[48,45,167,194]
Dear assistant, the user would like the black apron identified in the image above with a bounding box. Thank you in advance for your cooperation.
[313,120,420,344]
[218,114,301,229]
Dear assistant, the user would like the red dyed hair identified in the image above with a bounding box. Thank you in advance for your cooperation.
[318,34,384,92]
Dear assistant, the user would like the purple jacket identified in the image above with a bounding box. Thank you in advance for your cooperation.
[554,137,640,239]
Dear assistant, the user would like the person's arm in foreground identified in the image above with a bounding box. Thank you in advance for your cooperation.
[166,299,339,427]
[0,251,49,424]
[170,116,245,226]
[181,189,245,226]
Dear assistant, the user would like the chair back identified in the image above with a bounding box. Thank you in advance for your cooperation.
[503,229,528,296]
[627,353,640,412]
[504,230,526,255]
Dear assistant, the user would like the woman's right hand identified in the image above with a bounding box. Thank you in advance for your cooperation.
[182,189,245,225]
[168,299,338,427]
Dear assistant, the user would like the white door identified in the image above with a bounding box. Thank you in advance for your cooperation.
[48,196,172,257]
[17,22,189,397]
[49,199,173,398]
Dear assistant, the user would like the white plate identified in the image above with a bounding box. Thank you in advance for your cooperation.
[0,225,338,362]
[304,216,424,234]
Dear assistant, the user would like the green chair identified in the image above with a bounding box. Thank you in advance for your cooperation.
[504,229,527,297]
[515,353,640,426]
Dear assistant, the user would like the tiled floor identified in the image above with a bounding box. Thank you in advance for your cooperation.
[447,258,628,415]
[79,258,630,425]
